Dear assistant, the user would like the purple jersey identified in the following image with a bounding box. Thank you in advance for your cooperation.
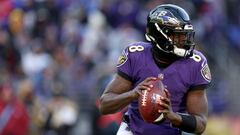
[116,42,211,135]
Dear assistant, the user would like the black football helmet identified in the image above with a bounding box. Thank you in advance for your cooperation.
[146,4,195,57]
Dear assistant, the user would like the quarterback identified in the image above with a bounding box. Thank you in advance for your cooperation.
[100,4,211,135]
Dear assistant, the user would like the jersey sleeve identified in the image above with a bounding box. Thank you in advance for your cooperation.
[190,52,212,90]
[116,43,147,82]
[116,46,134,82]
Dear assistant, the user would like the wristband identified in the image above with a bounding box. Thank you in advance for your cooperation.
[177,113,197,133]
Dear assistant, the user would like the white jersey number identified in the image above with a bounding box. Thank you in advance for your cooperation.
[129,45,144,52]
[190,53,201,62]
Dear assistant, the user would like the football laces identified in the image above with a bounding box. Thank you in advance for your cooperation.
[142,90,148,106]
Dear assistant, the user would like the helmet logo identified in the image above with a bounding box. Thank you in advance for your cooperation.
[167,17,180,26]
[151,11,167,19]
[158,11,168,16]
[150,10,180,26]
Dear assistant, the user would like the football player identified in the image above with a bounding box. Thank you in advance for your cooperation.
[99,4,211,135]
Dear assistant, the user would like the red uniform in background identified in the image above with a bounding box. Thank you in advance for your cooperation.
[0,84,29,135]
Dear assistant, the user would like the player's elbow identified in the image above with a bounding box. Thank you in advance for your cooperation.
[99,104,108,115]
[99,106,107,115]
[99,96,111,115]
[99,98,106,114]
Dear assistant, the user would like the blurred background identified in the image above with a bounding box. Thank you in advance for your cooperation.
[0,0,240,135]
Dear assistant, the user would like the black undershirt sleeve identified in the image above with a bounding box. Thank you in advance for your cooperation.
[189,83,211,91]
[117,70,132,82]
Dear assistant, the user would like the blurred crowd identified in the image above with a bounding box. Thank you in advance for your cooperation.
[0,0,240,135]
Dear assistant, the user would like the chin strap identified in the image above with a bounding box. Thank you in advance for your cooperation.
[173,46,190,57]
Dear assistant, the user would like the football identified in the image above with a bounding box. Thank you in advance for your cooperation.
[138,78,167,123]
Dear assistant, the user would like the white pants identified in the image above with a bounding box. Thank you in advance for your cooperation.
[116,122,133,135]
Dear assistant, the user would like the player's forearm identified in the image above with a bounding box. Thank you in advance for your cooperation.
[99,91,137,114]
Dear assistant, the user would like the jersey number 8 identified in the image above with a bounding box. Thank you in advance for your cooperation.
[129,45,144,52]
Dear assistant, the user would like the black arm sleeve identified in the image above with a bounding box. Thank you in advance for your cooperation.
[117,70,132,82]
[189,83,211,91]
[175,113,197,133]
